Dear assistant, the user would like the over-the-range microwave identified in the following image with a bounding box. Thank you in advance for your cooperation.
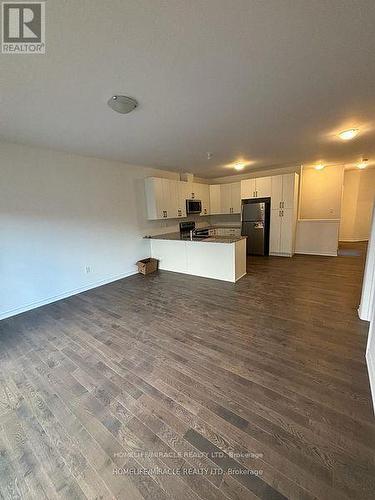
[186,199,202,214]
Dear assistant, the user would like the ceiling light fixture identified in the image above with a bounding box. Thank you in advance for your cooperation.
[357,158,368,169]
[339,128,359,141]
[233,161,245,171]
[315,164,325,170]
[107,95,138,114]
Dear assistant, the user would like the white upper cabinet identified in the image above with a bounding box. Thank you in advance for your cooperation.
[192,183,210,216]
[220,184,232,214]
[209,182,240,215]
[145,177,178,220]
[145,173,298,224]
[271,175,283,209]
[177,182,188,218]
[146,178,210,219]
[241,179,256,199]
[271,173,296,210]
[231,182,241,213]
[209,185,221,215]
[256,177,272,198]
[241,177,271,199]
[281,173,296,209]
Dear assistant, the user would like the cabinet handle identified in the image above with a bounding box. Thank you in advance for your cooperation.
[279,202,282,208]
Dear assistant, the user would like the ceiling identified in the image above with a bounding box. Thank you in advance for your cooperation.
[1,0,375,178]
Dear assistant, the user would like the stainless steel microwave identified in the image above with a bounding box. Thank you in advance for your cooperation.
[186,199,202,214]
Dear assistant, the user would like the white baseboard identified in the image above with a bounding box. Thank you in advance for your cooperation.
[366,350,375,415]
[295,251,337,257]
[269,252,293,257]
[235,271,247,282]
[0,270,138,321]
[339,239,369,243]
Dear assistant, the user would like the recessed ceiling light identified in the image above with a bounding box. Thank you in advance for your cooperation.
[357,159,368,169]
[339,128,359,141]
[107,95,138,114]
[315,164,325,170]
[234,161,245,171]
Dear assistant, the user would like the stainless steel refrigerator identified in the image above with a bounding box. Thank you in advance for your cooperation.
[241,199,270,255]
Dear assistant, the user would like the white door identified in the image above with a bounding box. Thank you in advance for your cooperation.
[209,185,221,214]
[241,179,256,199]
[271,175,283,210]
[280,208,294,255]
[220,184,232,214]
[270,209,281,253]
[282,174,295,209]
[256,177,272,198]
[231,182,241,213]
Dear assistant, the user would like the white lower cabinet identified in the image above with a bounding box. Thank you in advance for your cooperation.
[270,208,295,256]
[150,238,246,282]
[270,209,281,254]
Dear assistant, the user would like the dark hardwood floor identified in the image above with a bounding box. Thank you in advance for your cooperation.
[0,242,374,500]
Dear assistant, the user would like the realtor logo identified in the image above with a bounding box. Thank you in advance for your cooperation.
[2,2,45,53]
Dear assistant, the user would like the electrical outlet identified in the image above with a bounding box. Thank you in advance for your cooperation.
[85,265,91,274]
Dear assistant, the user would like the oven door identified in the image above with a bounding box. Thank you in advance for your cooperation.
[186,200,202,214]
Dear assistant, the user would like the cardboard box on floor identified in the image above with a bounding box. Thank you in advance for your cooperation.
[136,258,159,275]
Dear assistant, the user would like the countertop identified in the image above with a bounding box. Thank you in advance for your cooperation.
[145,231,246,244]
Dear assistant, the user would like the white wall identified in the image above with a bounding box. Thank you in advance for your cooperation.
[0,142,187,319]
[340,168,375,242]
[295,219,340,256]
[299,165,344,220]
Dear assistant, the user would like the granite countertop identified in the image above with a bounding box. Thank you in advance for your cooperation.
[145,231,246,244]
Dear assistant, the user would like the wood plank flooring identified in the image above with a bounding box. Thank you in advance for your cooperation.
[0,242,374,500]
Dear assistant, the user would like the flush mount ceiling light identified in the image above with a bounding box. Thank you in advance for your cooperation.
[339,128,359,141]
[107,95,138,114]
[357,158,368,169]
[234,161,246,171]
[315,164,325,170]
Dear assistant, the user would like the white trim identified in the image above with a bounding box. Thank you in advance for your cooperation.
[359,203,375,321]
[0,270,138,321]
[235,271,247,282]
[366,349,375,415]
[295,250,337,257]
[297,218,341,223]
[340,239,369,243]
[269,252,293,257]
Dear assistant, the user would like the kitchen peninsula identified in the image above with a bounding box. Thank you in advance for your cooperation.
[148,229,247,283]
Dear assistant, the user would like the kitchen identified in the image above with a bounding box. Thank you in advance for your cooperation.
[144,171,299,282]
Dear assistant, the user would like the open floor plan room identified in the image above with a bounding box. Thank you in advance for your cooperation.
[1,1,375,499]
